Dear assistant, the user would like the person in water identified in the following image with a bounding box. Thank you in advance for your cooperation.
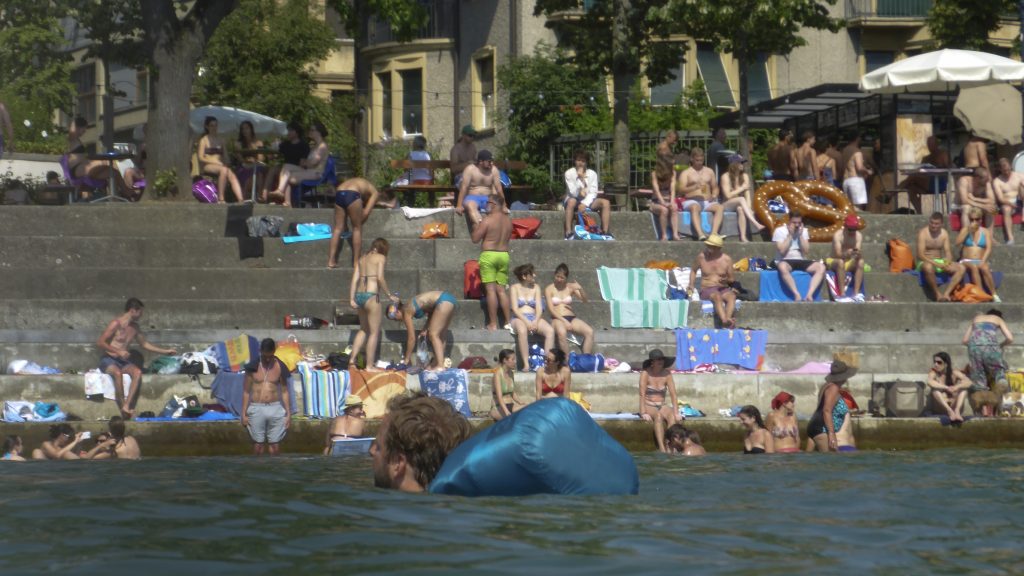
[32,424,84,460]
[665,424,705,456]
[370,392,471,492]
[86,416,141,460]
[324,395,366,455]
[807,360,857,452]
[738,405,773,454]
[765,391,801,453]
[639,349,679,452]
[1,435,26,461]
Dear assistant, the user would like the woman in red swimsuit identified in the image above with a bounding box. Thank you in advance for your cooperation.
[536,348,572,400]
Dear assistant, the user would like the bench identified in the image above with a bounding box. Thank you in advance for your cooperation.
[385,159,532,207]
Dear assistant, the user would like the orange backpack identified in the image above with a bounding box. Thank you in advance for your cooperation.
[887,238,914,272]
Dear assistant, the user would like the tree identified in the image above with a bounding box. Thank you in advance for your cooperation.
[0,0,74,153]
[67,0,144,150]
[532,0,686,186]
[677,0,843,162]
[927,0,1013,51]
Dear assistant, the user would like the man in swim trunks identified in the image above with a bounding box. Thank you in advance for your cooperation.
[916,212,965,302]
[957,166,997,223]
[96,297,177,420]
[992,157,1023,245]
[449,124,477,187]
[472,193,513,331]
[242,338,292,456]
[686,234,737,328]
[842,133,873,211]
[830,213,865,301]
[563,149,612,239]
[370,392,471,492]
[676,147,723,240]
[455,149,503,229]
[767,129,797,181]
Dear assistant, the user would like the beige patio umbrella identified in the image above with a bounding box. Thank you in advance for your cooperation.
[954,84,1023,146]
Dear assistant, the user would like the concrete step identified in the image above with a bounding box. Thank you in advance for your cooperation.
[0,298,1016,331]
[0,371,981,421]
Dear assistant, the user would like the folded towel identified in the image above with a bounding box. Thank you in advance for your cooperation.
[598,267,668,301]
[402,206,452,219]
[297,363,350,418]
[84,370,131,400]
[610,300,688,328]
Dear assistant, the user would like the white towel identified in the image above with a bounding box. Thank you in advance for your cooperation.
[401,206,452,219]
[84,369,131,400]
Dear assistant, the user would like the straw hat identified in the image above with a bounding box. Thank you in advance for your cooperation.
[704,234,724,248]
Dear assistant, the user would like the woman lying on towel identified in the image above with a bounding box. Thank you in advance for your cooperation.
[545,263,595,355]
[386,290,458,370]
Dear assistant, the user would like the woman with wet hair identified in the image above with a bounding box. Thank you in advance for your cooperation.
[738,405,773,454]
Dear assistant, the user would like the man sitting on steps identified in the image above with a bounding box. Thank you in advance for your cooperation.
[455,150,504,230]
[916,212,966,302]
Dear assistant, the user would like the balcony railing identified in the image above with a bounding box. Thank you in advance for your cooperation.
[367,0,455,44]
[848,0,932,19]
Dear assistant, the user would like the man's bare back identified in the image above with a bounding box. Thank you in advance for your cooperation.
[476,210,512,252]
[964,138,988,170]
[337,177,376,197]
[767,143,793,177]
[797,144,816,179]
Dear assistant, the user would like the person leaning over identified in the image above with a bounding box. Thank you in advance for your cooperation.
[370,392,472,492]
[97,297,177,420]
[563,149,612,239]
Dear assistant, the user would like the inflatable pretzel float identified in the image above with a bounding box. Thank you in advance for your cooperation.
[753,180,864,242]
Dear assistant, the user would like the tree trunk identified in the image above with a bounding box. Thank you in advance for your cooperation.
[737,36,752,202]
[610,0,634,187]
[102,61,114,151]
[141,0,239,202]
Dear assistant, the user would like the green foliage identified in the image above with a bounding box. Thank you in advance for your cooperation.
[927,0,1013,51]
[364,140,448,208]
[152,168,179,199]
[325,0,428,42]
[0,0,74,148]
[627,80,718,133]
[68,0,144,69]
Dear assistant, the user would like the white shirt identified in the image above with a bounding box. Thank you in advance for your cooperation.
[772,225,810,262]
[408,150,431,182]
[564,167,599,208]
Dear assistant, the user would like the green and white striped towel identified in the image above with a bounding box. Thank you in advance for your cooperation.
[597,267,668,301]
[610,300,689,329]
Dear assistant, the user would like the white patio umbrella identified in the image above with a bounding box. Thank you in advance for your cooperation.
[189,105,288,138]
[860,48,1024,93]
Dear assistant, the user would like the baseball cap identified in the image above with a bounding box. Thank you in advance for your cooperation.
[462,124,477,136]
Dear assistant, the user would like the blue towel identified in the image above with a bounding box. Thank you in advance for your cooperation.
[296,364,349,418]
[758,270,824,302]
[210,371,297,416]
[674,328,768,371]
[906,269,1002,289]
[419,369,472,417]
[136,411,239,422]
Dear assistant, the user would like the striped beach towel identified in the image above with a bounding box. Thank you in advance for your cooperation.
[297,363,349,418]
[610,300,688,329]
[597,267,668,301]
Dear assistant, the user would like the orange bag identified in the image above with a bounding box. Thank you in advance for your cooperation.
[511,217,541,239]
[887,238,914,273]
[420,222,449,239]
[951,283,994,303]
[645,260,680,271]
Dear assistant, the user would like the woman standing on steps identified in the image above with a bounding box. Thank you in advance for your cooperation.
[348,238,398,371]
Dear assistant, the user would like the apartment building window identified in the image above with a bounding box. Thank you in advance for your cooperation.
[378,72,393,140]
[400,69,423,136]
[650,63,682,106]
[473,50,496,129]
[696,42,735,108]
[865,51,894,73]
[72,64,97,124]
[746,53,771,106]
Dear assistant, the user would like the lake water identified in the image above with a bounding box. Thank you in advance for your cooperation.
[2,449,1023,574]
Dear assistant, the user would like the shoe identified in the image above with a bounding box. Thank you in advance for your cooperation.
[835,297,853,303]
[853,293,865,303]
[1006,239,1015,246]
[604,232,614,239]
[564,232,575,240]
[567,333,583,347]
[504,323,516,336]
[993,294,1002,303]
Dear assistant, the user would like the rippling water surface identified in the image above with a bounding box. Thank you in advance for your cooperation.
[3,450,1024,574]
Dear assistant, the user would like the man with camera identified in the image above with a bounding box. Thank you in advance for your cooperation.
[830,214,866,302]
[772,210,826,302]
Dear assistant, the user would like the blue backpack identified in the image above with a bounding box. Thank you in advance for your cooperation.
[569,352,605,373]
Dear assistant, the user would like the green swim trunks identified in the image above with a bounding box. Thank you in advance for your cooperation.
[916,258,948,273]
[479,250,509,285]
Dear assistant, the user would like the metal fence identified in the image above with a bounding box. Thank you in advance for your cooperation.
[847,0,931,18]
[550,130,742,189]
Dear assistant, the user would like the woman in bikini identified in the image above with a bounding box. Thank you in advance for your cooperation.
[233,120,264,201]
[765,391,801,453]
[639,349,679,452]
[348,238,398,371]
[197,116,245,203]
[738,405,774,454]
[956,206,1000,302]
[490,349,528,420]
[386,290,458,370]
[323,395,366,454]
[1,435,26,461]
[718,157,765,243]
[510,264,555,372]
[536,348,571,400]
[271,121,329,207]
[545,263,595,355]
[66,116,131,199]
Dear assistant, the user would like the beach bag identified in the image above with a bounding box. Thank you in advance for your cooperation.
[887,238,914,273]
[645,260,679,271]
[192,179,218,203]
[464,260,483,299]
[499,169,512,189]
[246,215,284,238]
[577,212,601,234]
[275,336,302,372]
[569,352,605,373]
[420,222,449,239]
[574,225,614,241]
[951,283,993,303]
[180,352,218,375]
[511,218,541,239]
[146,355,180,375]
